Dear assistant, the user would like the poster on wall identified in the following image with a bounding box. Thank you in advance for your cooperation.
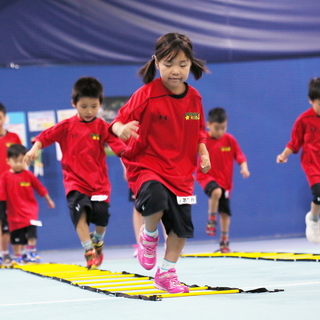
[5,112,27,146]
[27,110,56,132]
[98,96,129,123]
[99,96,129,156]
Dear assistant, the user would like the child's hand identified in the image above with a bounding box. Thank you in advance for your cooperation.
[240,168,250,178]
[47,199,55,209]
[276,154,288,163]
[200,154,211,173]
[23,150,38,165]
[118,121,139,140]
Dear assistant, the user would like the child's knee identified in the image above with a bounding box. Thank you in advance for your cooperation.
[211,187,222,199]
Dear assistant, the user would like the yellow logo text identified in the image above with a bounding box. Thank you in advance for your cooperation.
[90,134,100,140]
[20,182,31,187]
[184,112,200,120]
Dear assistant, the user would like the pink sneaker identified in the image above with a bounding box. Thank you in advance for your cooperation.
[137,225,158,270]
[154,268,189,293]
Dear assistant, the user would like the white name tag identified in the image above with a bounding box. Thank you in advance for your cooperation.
[176,195,197,205]
[91,195,108,201]
[30,220,42,227]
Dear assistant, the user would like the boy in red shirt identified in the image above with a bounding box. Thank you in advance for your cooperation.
[277,78,320,244]
[24,77,126,269]
[0,103,22,266]
[0,144,55,264]
[196,108,250,253]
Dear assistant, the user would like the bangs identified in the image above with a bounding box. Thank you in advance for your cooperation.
[157,41,193,62]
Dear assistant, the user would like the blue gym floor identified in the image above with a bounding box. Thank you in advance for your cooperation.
[1,237,320,320]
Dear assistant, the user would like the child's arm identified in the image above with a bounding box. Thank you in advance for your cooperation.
[198,143,211,173]
[276,147,294,163]
[112,121,139,141]
[240,162,250,178]
[44,194,55,209]
[23,141,43,165]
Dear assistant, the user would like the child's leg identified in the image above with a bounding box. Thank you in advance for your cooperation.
[206,187,222,236]
[76,212,92,249]
[1,232,10,255]
[12,244,22,256]
[133,207,143,244]
[306,184,320,243]
[164,231,186,263]
[310,202,320,220]
[219,212,231,243]
[144,211,163,235]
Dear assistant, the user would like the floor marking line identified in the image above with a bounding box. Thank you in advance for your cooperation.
[243,280,320,290]
[0,297,112,307]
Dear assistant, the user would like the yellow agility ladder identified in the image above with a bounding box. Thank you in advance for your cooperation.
[4,263,283,301]
[180,251,320,261]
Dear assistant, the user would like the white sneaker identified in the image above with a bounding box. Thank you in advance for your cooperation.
[305,212,320,244]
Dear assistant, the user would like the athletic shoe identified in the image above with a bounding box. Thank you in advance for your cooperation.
[305,212,320,244]
[153,268,189,293]
[137,225,158,270]
[132,244,138,258]
[217,241,231,253]
[2,253,13,266]
[23,250,41,263]
[85,249,99,270]
[90,232,104,266]
[12,255,24,265]
[206,218,217,236]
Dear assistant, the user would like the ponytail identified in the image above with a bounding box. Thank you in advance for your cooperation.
[138,58,157,84]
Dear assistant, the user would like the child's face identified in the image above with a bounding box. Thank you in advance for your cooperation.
[156,51,191,94]
[72,97,100,122]
[310,99,320,114]
[207,121,227,139]
[7,154,25,173]
[0,111,6,129]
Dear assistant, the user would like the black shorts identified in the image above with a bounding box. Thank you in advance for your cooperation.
[67,190,110,228]
[128,188,135,202]
[10,226,37,245]
[135,180,194,238]
[204,181,232,216]
[1,215,9,234]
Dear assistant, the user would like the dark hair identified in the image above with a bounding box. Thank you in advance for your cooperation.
[308,78,320,101]
[7,144,27,158]
[72,77,104,104]
[0,102,6,115]
[138,33,209,84]
[208,107,228,123]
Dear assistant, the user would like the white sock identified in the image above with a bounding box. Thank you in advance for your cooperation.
[160,259,176,273]
[144,227,159,238]
[310,213,319,222]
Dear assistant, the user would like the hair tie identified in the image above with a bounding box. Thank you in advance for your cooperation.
[151,55,156,60]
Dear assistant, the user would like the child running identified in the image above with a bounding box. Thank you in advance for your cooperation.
[0,144,55,264]
[277,78,320,243]
[196,107,250,253]
[0,103,22,266]
[24,77,126,269]
[111,33,211,293]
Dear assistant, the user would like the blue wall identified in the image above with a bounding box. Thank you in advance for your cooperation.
[1,57,319,250]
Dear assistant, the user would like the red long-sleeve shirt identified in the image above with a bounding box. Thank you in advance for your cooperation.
[286,107,320,186]
[0,131,21,174]
[0,170,47,231]
[111,78,207,197]
[34,115,126,199]
[196,132,246,194]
